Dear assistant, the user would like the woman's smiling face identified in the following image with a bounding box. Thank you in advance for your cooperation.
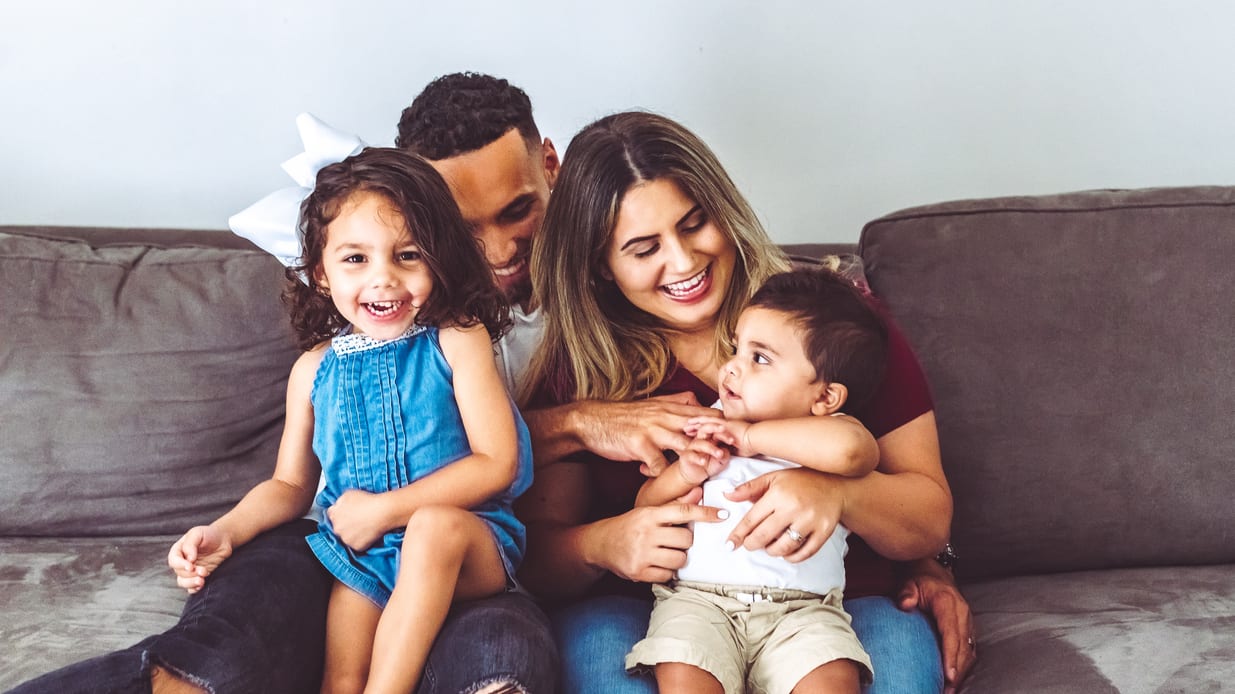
[603,178,737,336]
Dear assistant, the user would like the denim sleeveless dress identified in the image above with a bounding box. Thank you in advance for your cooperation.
[305,325,533,607]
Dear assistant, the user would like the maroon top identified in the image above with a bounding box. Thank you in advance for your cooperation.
[535,310,935,600]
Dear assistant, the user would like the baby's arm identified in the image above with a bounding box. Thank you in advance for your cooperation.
[168,347,324,593]
[325,324,521,549]
[635,438,728,507]
[687,413,878,477]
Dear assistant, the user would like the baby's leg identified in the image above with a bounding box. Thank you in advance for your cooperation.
[365,505,507,694]
[320,581,382,694]
[655,662,725,694]
[792,659,860,694]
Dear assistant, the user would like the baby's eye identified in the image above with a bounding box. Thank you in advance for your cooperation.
[343,254,365,264]
[398,250,422,262]
[753,352,771,365]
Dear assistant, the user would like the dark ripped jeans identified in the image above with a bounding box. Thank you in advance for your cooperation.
[11,519,557,694]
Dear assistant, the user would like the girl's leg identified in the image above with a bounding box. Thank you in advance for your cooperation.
[655,662,724,694]
[845,596,943,694]
[792,659,860,694]
[366,505,506,694]
[321,581,382,694]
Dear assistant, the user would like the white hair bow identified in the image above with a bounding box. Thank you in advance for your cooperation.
[228,113,367,268]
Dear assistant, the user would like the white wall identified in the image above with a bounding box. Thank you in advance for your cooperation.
[3,1,1233,243]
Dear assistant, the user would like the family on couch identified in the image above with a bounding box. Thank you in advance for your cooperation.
[13,73,975,694]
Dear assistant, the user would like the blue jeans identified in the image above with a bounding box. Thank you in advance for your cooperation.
[12,520,558,694]
[553,593,942,694]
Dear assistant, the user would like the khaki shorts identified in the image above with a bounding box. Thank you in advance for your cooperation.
[626,581,873,694]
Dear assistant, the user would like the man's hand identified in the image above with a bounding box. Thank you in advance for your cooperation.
[574,392,716,476]
[327,489,394,551]
[167,525,233,594]
[897,560,976,693]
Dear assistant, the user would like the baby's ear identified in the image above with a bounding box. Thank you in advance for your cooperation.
[810,382,847,416]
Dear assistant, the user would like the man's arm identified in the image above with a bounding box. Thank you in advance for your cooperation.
[522,392,715,475]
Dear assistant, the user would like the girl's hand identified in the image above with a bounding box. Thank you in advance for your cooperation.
[724,467,843,563]
[327,489,393,551]
[595,501,728,584]
[167,525,233,594]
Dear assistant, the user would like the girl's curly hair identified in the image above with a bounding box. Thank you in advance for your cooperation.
[283,147,511,350]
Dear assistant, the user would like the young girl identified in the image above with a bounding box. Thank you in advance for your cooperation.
[167,147,533,694]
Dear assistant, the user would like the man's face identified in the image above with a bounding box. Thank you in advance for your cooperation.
[430,129,559,309]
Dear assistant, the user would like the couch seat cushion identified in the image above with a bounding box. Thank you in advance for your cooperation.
[0,536,184,690]
[962,564,1235,692]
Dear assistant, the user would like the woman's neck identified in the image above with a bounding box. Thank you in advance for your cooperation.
[667,329,721,392]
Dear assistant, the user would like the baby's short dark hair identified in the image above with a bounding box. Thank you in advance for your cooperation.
[748,268,888,408]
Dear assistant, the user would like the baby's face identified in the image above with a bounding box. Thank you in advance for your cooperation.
[719,307,828,422]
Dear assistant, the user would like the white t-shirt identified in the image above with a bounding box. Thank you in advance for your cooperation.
[675,407,851,595]
[495,305,544,393]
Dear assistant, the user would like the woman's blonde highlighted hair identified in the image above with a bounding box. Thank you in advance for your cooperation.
[522,111,789,404]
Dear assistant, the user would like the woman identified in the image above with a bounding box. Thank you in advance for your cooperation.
[517,111,969,693]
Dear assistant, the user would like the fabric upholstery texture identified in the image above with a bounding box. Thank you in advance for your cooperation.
[859,187,1235,581]
[0,227,297,537]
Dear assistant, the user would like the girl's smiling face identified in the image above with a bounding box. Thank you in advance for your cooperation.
[316,191,435,340]
[603,178,736,337]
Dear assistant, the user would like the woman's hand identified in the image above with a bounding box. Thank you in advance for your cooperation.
[592,501,728,584]
[327,489,394,551]
[167,525,233,594]
[723,467,843,563]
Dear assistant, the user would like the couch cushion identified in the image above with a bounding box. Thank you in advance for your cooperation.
[961,564,1235,692]
[859,187,1235,580]
[0,228,298,536]
[0,536,184,691]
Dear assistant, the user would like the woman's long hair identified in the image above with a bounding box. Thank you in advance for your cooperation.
[284,147,510,350]
[522,112,789,404]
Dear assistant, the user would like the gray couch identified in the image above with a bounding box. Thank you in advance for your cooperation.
[3,186,1234,692]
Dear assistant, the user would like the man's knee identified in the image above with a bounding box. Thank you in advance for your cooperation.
[149,665,207,694]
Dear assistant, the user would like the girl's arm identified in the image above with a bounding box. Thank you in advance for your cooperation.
[327,324,521,548]
[688,414,879,478]
[169,347,324,592]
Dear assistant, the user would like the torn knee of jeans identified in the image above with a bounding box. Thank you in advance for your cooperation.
[465,677,529,694]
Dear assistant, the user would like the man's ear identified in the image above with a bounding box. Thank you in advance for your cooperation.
[810,382,848,416]
[541,138,560,190]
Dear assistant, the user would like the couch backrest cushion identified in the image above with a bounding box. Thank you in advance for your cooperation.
[0,227,299,536]
[860,187,1235,580]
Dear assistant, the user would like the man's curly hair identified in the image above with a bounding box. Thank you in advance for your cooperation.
[395,72,541,159]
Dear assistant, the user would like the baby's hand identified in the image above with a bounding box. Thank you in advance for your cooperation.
[685,416,755,457]
[327,489,391,551]
[676,437,731,486]
[168,525,232,594]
